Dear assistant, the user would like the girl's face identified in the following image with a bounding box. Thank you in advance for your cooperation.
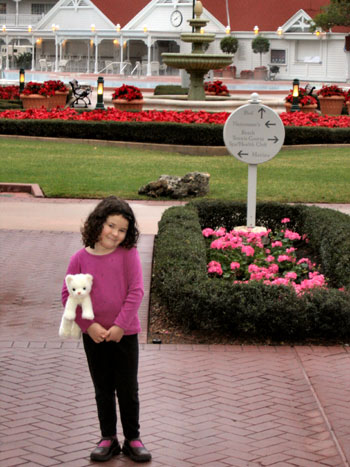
[96,214,129,253]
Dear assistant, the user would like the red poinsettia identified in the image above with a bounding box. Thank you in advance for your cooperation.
[44,80,68,93]
[112,84,143,101]
[0,107,349,128]
[317,84,345,98]
[22,81,55,97]
[0,85,20,100]
[204,80,229,95]
[285,87,317,107]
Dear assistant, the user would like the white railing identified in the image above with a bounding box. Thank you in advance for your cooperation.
[0,14,43,26]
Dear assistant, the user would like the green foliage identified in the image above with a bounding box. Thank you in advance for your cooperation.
[15,52,32,70]
[251,35,270,65]
[0,117,349,146]
[220,36,239,54]
[310,0,350,31]
[152,201,350,342]
[153,85,188,95]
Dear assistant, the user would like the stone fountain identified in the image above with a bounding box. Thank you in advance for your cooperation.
[162,1,233,100]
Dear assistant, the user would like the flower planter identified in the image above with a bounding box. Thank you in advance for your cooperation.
[254,68,268,80]
[318,96,345,116]
[205,91,229,97]
[20,94,49,110]
[48,91,69,109]
[112,99,144,111]
[284,103,318,114]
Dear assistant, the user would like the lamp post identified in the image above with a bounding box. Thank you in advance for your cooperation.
[19,68,25,92]
[291,79,300,112]
[95,76,105,110]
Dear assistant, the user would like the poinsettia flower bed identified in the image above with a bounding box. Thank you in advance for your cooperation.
[0,107,349,128]
[0,85,20,100]
[280,111,350,128]
[0,108,230,124]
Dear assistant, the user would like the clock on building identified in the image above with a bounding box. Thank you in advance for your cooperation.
[170,9,183,27]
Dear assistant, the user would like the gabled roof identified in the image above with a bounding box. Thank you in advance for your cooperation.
[203,0,326,31]
[89,0,349,33]
[91,0,150,27]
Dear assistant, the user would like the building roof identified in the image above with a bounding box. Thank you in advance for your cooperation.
[204,0,326,31]
[91,0,150,27]
[90,0,349,33]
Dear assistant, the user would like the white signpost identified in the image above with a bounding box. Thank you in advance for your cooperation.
[223,93,285,227]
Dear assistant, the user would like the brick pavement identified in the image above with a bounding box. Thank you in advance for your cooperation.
[1,229,350,466]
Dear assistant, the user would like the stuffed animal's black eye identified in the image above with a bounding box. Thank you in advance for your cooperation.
[72,288,76,291]
[83,287,86,290]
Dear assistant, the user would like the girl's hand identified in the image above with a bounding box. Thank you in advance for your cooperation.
[87,323,108,343]
[105,325,125,343]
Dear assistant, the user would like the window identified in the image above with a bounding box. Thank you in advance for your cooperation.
[296,41,321,63]
[0,3,6,14]
[31,3,55,15]
[271,49,286,64]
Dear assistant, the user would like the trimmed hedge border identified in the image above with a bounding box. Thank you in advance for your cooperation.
[0,118,349,146]
[152,201,350,342]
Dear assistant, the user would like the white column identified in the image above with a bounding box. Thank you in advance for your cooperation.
[31,36,35,71]
[87,40,90,73]
[94,37,98,73]
[147,35,151,76]
[120,35,124,74]
[54,35,58,71]
[5,36,9,70]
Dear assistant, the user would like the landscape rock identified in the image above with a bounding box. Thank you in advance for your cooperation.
[138,172,210,199]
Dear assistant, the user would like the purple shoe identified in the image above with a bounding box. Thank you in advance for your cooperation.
[90,437,121,462]
[122,439,152,463]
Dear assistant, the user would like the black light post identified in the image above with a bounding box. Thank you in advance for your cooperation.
[19,68,25,92]
[95,76,105,110]
[290,78,300,112]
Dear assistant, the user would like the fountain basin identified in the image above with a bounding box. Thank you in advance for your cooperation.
[162,53,233,71]
[181,33,215,43]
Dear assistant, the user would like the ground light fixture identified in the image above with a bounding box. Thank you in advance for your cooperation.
[19,68,25,92]
[291,78,300,112]
[95,76,105,110]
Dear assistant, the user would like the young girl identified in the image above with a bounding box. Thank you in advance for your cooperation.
[61,196,151,463]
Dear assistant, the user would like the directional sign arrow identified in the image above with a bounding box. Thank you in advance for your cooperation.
[268,136,279,144]
[258,108,266,119]
[265,120,276,128]
[237,150,248,158]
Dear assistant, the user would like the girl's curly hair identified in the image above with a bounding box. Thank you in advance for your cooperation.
[81,196,139,250]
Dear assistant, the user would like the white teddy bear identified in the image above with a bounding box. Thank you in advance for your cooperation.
[59,273,94,339]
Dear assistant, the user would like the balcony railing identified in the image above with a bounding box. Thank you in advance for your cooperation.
[0,14,43,27]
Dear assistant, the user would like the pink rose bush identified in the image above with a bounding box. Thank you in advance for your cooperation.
[203,218,326,295]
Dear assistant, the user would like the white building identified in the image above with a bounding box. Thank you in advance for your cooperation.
[0,0,349,82]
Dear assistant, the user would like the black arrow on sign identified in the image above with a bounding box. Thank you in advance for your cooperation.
[268,136,279,144]
[265,120,276,128]
[258,108,266,119]
[237,150,248,158]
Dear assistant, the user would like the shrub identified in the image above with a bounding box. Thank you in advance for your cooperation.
[152,201,350,342]
[220,36,239,55]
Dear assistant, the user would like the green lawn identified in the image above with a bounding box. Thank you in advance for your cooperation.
[1,137,350,202]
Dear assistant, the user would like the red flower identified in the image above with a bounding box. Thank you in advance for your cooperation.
[317,84,345,98]
[0,85,20,100]
[285,87,317,107]
[204,80,229,95]
[112,84,143,101]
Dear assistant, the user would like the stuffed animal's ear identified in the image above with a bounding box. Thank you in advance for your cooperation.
[65,275,74,287]
[86,274,93,284]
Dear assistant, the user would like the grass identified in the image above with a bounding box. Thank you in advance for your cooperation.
[1,137,350,202]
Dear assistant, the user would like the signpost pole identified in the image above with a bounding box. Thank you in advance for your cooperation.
[247,164,257,227]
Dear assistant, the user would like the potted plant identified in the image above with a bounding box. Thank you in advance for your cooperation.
[219,36,238,77]
[252,35,270,78]
[111,84,144,111]
[204,80,229,96]
[44,80,69,109]
[317,84,345,115]
[240,70,254,79]
[20,81,54,109]
[284,87,318,113]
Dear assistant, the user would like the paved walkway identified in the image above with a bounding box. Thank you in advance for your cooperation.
[1,196,350,466]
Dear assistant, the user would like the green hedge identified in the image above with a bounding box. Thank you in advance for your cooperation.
[0,117,349,146]
[152,201,350,342]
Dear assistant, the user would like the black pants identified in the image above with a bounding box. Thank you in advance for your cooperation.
[83,333,140,440]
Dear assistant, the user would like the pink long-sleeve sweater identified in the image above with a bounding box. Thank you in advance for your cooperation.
[61,246,144,335]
